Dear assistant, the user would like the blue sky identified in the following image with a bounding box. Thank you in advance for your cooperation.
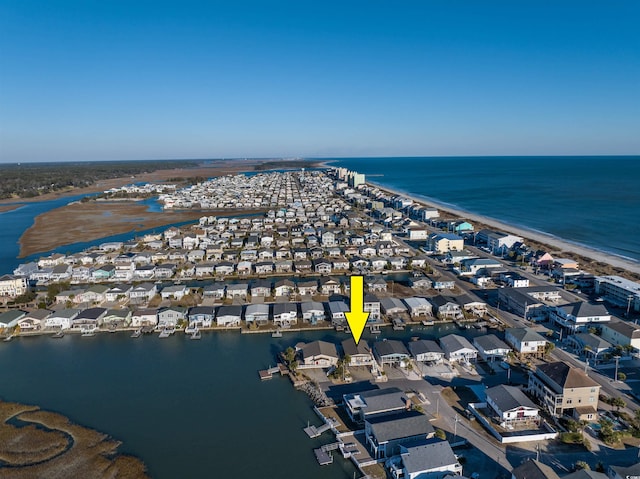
[1,1,639,162]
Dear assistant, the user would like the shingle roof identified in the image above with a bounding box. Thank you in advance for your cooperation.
[367,411,433,442]
[401,440,458,474]
[536,362,599,389]
[302,340,338,360]
[474,334,510,352]
[374,340,410,357]
[486,384,537,413]
[512,459,560,479]
[439,334,476,353]
[506,327,547,343]
[408,340,443,357]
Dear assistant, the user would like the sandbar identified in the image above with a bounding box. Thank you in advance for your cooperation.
[371,181,640,278]
[0,204,22,213]
[19,201,266,258]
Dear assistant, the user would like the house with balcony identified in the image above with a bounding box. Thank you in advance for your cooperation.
[388,440,462,479]
[365,411,435,459]
[244,303,269,326]
[505,328,548,359]
[188,306,215,328]
[473,334,511,362]
[408,340,444,364]
[528,361,599,421]
[440,334,477,363]
[485,384,539,428]
[216,305,242,327]
[131,309,158,327]
[299,340,339,368]
[374,340,410,366]
[550,301,611,334]
[273,302,298,327]
[343,387,409,424]
[342,338,374,366]
[301,301,325,324]
[600,319,640,355]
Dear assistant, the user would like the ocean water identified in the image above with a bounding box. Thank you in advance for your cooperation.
[326,156,640,262]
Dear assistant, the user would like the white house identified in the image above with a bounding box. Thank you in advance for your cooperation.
[485,384,539,428]
[408,339,444,363]
[342,338,374,366]
[439,334,477,363]
[505,328,548,358]
[389,441,462,479]
[216,305,242,327]
[299,340,339,368]
[44,309,80,330]
[473,334,512,362]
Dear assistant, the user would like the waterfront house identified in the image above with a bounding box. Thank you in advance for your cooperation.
[215,261,235,276]
[473,334,511,362]
[227,283,249,299]
[157,306,187,328]
[55,289,83,304]
[73,307,107,329]
[388,440,462,479]
[250,280,272,298]
[403,297,433,318]
[105,284,132,302]
[313,259,332,275]
[17,310,51,331]
[237,261,253,276]
[203,283,226,300]
[408,340,444,364]
[101,309,132,328]
[381,297,408,317]
[44,309,80,330]
[528,361,599,420]
[275,260,293,273]
[92,265,116,281]
[129,283,158,304]
[188,306,215,328]
[274,279,295,297]
[505,328,548,359]
[370,257,388,271]
[365,411,434,459]
[332,257,350,271]
[374,340,410,366]
[439,334,477,363]
[511,459,560,479]
[549,301,611,333]
[131,308,158,327]
[0,310,26,330]
[216,305,242,327]
[364,293,381,322]
[244,303,269,326]
[599,319,640,355]
[254,261,274,275]
[409,274,431,290]
[78,284,110,304]
[300,301,326,324]
[71,266,93,283]
[195,263,216,277]
[297,280,318,296]
[328,300,349,326]
[134,264,156,280]
[273,302,298,327]
[343,387,409,424]
[299,340,339,368]
[50,264,72,282]
[320,277,342,295]
[486,384,539,428]
[30,268,53,283]
[342,338,374,366]
[430,296,463,320]
[161,284,188,301]
[155,263,176,279]
[366,276,388,292]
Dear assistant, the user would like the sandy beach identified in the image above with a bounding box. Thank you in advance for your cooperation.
[0,204,22,213]
[19,202,266,258]
[369,181,640,277]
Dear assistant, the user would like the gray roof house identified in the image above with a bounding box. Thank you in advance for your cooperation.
[485,384,539,427]
[394,440,462,479]
[300,340,339,368]
[244,303,269,326]
[473,334,511,362]
[373,340,410,366]
[365,411,434,459]
[439,334,477,363]
[216,305,242,327]
[408,340,444,363]
[343,387,408,424]
[342,338,374,366]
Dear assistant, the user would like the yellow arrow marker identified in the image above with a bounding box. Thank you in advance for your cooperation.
[345,275,370,345]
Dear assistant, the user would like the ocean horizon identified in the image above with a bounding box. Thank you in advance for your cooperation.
[323,156,640,263]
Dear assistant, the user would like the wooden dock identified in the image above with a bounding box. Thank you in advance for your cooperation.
[258,364,284,380]
[313,442,340,465]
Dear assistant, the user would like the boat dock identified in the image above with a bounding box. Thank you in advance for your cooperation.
[313,442,340,466]
[258,364,286,380]
[303,417,338,438]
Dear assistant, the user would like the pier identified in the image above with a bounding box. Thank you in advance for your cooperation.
[303,417,338,438]
[313,442,340,466]
[258,364,284,380]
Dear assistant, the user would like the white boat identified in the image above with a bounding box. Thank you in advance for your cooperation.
[3,335,14,342]
[190,329,201,340]
[131,329,142,338]
[52,330,64,339]
[81,331,96,337]
[271,330,283,338]
[184,326,197,334]
[159,329,171,338]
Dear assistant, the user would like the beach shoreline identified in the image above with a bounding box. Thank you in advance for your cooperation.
[367,179,640,277]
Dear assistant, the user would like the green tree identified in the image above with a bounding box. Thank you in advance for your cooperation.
[574,461,590,471]
[617,372,627,381]
[434,429,446,440]
[544,341,555,357]
[611,397,626,412]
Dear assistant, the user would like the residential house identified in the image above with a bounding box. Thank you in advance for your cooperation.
[0,310,26,330]
[365,411,435,459]
[299,340,339,368]
[550,301,611,333]
[528,361,600,420]
[157,306,187,328]
[301,301,326,325]
[105,284,132,302]
[188,306,215,328]
[381,297,408,317]
[389,440,462,479]
[364,293,381,322]
[313,259,332,275]
[511,459,560,479]
[298,280,318,296]
[320,277,342,296]
[343,387,409,424]
[505,328,548,359]
[131,309,158,327]
[91,264,116,281]
[430,296,463,320]
[410,274,432,290]
[366,276,388,292]
[73,307,107,329]
[78,284,110,304]
[432,279,455,290]
[203,283,226,300]
[457,257,503,276]
[408,340,444,364]
[129,283,158,303]
[216,305,242,327]
[273,302,298,327]
[244,303,270,326]
[274,280,296,297]
[428,233,464,254]
[227,283,249,299]
[328,300,349,326]
[101,309,132,328]
[568,333,612,364]
[250,280,272,298]
[600,320,640,355]
[195,263,216,277]
[473,334,511,362]
[498,286,561,321]
[486,384,539,428]
[17,310,51,331]
[215,261,235,276]
[342,338,374,366]
[440,334,478,363]
[374,340,410,366]
[161,284,188,301]
[403,297,433,318]
[44,309,80,330]
[608,464,640,479]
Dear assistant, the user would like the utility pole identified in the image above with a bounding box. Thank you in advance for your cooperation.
[453,414,459,442]
[614,356,619,382]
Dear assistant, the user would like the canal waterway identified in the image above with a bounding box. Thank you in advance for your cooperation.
[0,326,483,478]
